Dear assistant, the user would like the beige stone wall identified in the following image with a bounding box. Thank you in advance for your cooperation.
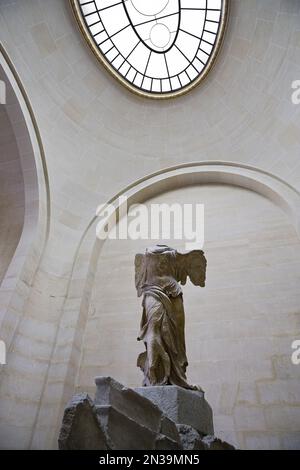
[0,53,50,450]
[0,104,24,283]
[77,184,300,449]
[0,0,299,450]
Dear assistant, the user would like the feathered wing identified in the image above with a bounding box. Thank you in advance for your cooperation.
[135,253,146,297]
[176,250,207,287]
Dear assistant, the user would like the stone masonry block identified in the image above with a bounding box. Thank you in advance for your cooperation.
[135,385,214,435]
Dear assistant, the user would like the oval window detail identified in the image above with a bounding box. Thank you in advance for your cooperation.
[71,0,229,98]
[123,0,180,53]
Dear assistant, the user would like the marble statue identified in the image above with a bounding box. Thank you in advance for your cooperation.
[135,245,207,390]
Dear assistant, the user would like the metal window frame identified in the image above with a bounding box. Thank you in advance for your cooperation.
[69,0,230,100]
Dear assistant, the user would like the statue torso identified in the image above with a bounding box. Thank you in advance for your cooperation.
[141,250,182,298]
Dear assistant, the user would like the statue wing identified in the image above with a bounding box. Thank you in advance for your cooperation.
[176,250,207,287]
[135,253,145,297]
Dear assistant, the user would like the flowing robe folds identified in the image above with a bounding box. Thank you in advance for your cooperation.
[135,245,207,389]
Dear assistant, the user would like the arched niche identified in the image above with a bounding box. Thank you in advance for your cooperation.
[80,182,300,448]
[45,161,300,449]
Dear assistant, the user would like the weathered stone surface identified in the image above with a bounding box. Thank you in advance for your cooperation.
[95,376,161,433]
[135,385,214,435]
[95,405,158,450]
[176,424,206,450]
[95,376,180,444]
[155,434,180,450]
[59,378,234,450]
[58,393,107,450]
[202,435,235,450]
[160,415,181,444]
[93,377,183,449]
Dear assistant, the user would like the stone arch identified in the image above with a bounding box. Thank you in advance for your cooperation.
[39,160,300,448]
[0,46,50,355]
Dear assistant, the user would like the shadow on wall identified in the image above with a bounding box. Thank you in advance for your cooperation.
[0,69,25,284]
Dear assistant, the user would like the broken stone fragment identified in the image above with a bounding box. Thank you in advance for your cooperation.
[95,405,159,450]
[58,377,234,450]
[176,424,206,450]
[95,376,181,445]
[95,376,162,434]
[58,393,107,450]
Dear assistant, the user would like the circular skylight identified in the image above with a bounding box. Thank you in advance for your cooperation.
[71,0,228,98]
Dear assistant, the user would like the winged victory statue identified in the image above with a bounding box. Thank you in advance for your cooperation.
[135,245,207,390]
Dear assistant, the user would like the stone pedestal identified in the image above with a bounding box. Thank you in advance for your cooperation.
[135,386,214,436]
[94,377,180,449]
[59,377,234,450]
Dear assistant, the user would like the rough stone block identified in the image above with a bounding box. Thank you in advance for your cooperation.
[176,424,206,450]
[135,385,214,435]
[58,393,107,450]
[160,415,180,443]
[95,405,158,450]
[58,378,234,450]
[95,377,162,434]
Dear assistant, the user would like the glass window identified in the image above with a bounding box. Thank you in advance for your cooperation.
[73,0,228,97]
